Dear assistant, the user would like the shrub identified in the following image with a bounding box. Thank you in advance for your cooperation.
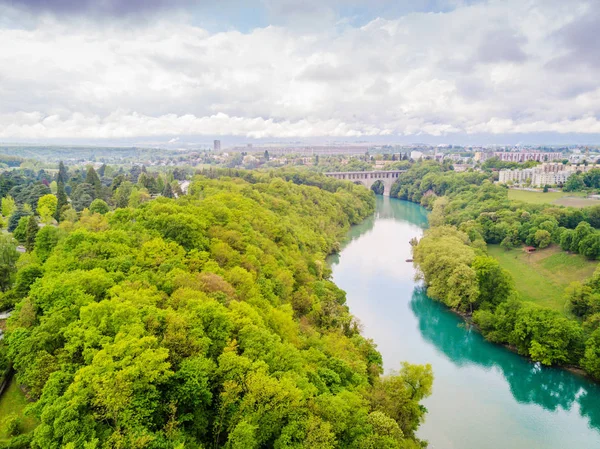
[4,415,22,437]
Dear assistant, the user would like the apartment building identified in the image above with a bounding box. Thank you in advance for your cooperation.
[498,168,535,184]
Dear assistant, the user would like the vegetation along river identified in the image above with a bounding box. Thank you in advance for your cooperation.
[328,196,600,449]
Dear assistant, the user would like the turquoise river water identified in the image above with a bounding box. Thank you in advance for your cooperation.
[328,196,600,449]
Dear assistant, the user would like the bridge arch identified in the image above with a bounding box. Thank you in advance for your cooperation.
[323,170,404,196]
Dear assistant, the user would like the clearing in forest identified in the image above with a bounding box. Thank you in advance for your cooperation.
[0,379,38,441]
[507,189,599,208]
[487,244,598,313]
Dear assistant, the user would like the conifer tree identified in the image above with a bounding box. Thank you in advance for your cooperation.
[162,182,174,198]
[25,216,39,252]
[85,166,102,199]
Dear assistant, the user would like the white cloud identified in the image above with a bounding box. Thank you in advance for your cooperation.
[0,0,598,140]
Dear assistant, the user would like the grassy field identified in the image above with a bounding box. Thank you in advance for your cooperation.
[487,244,598,313]
[0,378,37,441]
[507,189,598,207]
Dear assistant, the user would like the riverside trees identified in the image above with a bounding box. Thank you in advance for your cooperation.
[414,224,586,368]
[0,173,433,448]
[403,162,600,378]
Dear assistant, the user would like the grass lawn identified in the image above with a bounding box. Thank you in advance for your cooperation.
[487,244,598,313]
[507,189,597,207]
[0,378,37,441]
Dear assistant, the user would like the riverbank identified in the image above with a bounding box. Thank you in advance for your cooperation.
[330,196,600,449]
[444,302,596,382]
[413,223,597,379]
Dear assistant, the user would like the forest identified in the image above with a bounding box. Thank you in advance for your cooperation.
[395,162,600,379]
[0,166,433,449]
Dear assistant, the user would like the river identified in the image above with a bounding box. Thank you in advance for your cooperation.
[328,196,600,449]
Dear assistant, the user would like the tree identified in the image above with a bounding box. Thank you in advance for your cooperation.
[264,150,270,161]
[4,414,22,437]
[12,216,29,244]
[37,194,58,224]
[60,206,79,223]
[162,182,174,198]
[71,183,95,211]
[472,256,513,308]
[55,180,68,221]
[25,215,40,252]
[25,216,39,252]
[579,233,600,259]
[3,174,435,448]
[171,181,183,197]
[564,173,584,192]
[572,222,593,253]
[446,264,479,312]
[582,330,600,380]
[560,229,575,251]
[138,172,159,194]
[565,282,597,318]
[1,195,16,218]
[543,185,549,193]
[371,181,384,195]
[112,181,134,209]
[534,229,552,248]
[586,206,600,229]
[129,165,142,182]
[366,363,433,438]
[128,187,150,208]
[89,199,110,215]
[0,234,19,291]
[9,183,51,210]
[57,161,68,184]
[85,166,102,198]
[14,264,43,297]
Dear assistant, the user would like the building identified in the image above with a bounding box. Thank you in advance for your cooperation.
[498,165,574,187]
[492,152,562,162]
[532,171,572,187]
[453,164,474,172]
[538,162,566,173]
[498,168,535,184]
[475,151,562,162]
[213,140,221,151]
[228,145,369,156]
[410,151,424,160]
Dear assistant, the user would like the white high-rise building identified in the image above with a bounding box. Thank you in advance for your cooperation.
[498,168,535,184]
[499,167,573,187]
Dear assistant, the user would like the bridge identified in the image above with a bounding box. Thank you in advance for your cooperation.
[324,170,405,196]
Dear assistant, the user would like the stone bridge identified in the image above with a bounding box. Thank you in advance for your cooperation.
[324,170,405,196]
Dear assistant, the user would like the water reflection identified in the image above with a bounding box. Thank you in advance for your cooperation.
[329,196,428,267]
[410,284,600,431]
[330,196,600,448]
[375,195,429,228]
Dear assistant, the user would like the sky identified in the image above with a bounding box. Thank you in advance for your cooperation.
[0,0,599,146]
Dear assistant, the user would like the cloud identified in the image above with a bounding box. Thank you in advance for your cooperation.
[0,0,598,141]
[549,1,600,69]
[0,111,394,139]
[474,30,528,64]
[0,0,198,17]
